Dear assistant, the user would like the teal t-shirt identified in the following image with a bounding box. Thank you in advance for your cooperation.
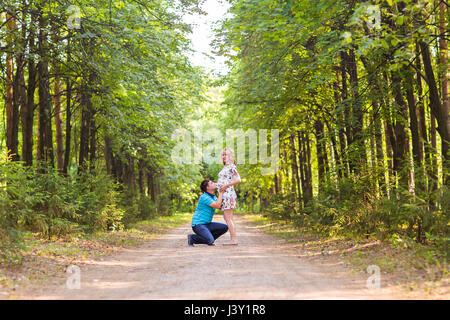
[192,193,217,227]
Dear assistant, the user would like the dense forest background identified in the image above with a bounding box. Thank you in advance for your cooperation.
[1,0,449,263]
[214,0,449,255]
[0,0,210,261]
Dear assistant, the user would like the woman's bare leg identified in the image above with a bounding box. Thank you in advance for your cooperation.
[223,209,238,244]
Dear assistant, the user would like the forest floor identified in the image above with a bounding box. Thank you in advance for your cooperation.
[0,213,448,299]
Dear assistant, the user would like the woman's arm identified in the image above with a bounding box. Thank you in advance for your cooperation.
[227,176,242,188]
[219,175,241,192]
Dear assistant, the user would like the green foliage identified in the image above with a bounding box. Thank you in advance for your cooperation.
[155,193,173,216]
[263,192,297,220]
[97,204,125,232]
[0,156,32,263]
[0,228,26,265]
[266,176,450,257]
[0,0,206,263]
[118,190,158,226]
[212,0,449,259]
[1,158,126,262]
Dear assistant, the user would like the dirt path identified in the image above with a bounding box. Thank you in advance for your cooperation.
[15,215,399,299]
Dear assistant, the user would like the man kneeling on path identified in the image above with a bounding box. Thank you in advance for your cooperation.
[188,180,228,246]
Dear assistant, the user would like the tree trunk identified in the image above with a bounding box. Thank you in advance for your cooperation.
[384,118,395,194]
[305,132,313,201]
[439,1,449,182]
[291,133,301,205]
[297,131,306,207]
[78,84,91,172]
[347,48,366,173]
[314,120,328,190]
[104,135,113,175]
[332,81,345,179]
[124,155,135,190]
[37,9,54,168]
[419,41,449,165]
[360,55,387,194]
[390,73,409,187]
[289,133,299,205]
[273,172,279,194]
[373,103,385,194]
[147,168,156,201]
[415,42,428,164]
[404,70,422,168]
[50,21,64,172]
[430,114,438,189]
[22,19,37,167]
[114,156,124,186]
[298,131,312,204]
[13,17,27,163]
[89,112,96,171]
[138,159,145,194]
[63,35,72,175]
[53,75,64,171]
[339,51,350,177]
[5,12,20,161]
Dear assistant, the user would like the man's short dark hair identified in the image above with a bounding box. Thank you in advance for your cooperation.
[200,179,211,193]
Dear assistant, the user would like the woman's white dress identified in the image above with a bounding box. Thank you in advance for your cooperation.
[216,163,240,210]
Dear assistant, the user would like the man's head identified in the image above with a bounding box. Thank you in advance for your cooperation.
[200,179,216,194]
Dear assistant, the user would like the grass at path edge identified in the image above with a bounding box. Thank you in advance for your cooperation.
[0,212,192,298]
[239,212,449,299]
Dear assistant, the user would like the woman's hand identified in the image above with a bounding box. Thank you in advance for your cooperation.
[219,185,228,193]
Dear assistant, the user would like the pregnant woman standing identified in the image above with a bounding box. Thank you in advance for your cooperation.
[216,148,241,245]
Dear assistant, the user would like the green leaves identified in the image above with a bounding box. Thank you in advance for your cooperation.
[342,31,353,44]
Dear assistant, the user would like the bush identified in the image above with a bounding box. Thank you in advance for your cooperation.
[0,157,33,262]
[263,192,297,220]
[20,164,81,238]
[137,195,157,220]
[156,193,172,216]
[118,189,159,226]
[71,169,121,230]
[1,159,126,240]
[97,203,125,231]
[265,172,449,256]
[0,155,190,263]
[0,228,26,265]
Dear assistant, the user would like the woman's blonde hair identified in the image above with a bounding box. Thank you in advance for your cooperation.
[222,147,236,165]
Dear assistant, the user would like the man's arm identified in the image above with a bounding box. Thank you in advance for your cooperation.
[209,191,224,209]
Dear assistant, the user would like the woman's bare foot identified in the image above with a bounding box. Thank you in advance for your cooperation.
[223,240,238,246]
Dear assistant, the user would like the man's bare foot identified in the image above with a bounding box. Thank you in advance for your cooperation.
[223,240,238,246]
